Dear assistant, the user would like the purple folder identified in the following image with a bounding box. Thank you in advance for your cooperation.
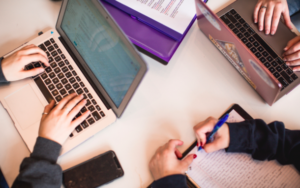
[100,0,200,65]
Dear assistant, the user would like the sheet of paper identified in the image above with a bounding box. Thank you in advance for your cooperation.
[116,0,196,34]
[186,109,300,188]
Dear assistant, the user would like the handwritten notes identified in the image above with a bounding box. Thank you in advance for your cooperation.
[186,110,300,188]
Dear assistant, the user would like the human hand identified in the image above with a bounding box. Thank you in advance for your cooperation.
[39,93,90,145]
[1,44,49,81]
[254,0,292,35]
[282,36,300,71]
[149,139,196,180]
[193,117,230,153]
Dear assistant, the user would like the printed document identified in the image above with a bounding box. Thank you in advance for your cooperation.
[186,110,300,188]
[116,0,196,34]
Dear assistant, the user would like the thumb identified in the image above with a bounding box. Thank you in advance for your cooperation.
[21,68,45,78]
[180,154,195,170]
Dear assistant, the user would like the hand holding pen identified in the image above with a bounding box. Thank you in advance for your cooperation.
[193,115,230,153]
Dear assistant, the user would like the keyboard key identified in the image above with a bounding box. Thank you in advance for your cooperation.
[49,72,55,78]
[54,43,59,49]
[234,14,241,20]
[280,71,293,83]
[246,42,252,48]
[56,83,63,90]
[34,62,41,68]
[271,61,277,67]
[57,72,64,79]
[247,28,255,35]
[291,74,298,80]
[45,78,51,85]
[92,99,97,105]
[86,99,91,106]
[225,12,237,23]
[244,32,250,38]
[237,33,243,38]
[250,47,257,53]
[38,44,47,51]
[269,67,275,73]
[68,89,75,94]
[56,95,62,102]
[48,57,54,63]
[232,28,239,34]
[239,27,246,33]
[65,83,72,90]
[58,61,65,67]
[264,62,271,68]
[80,82,85,87]
[81,121,89,128]
[75,125,83,133]
[267,56,273,62]
[72,71,77,76]
[92,111,101,121]
[255,52,261,58]
[235,22,242,28]
[243,23,250,29]
[253,41,259,47]
[286,68,293,74]
[262,51,268,57]
[66,72,72,78]
[48,46,54,52]
[273,72,280,78]
[81,107,87,113]
[69,77,76,84]
[249,37,254,42]
[50,38,55,43]
[68,65,73,70]
[281,64,288,71]
[83,94,87,99]
[44,40,51,46]
[41,73,48,79]
[50,62,57,68]
[241,38,248,43]
[26,64,34,70]
[239,18,245,24]
[46,52,50,57]
[76,76,81,82]
[65,60,69,65]
[259,57,266,63]
[51,51,58,57]
[77,88,84,94]
[275,58,284,65]
[253,34,277,58]
[70,133,73,137]
[84,88,89,93]
[55,56,61,62]
[87,118,95,125]
[228,23,234,29]
[62,66,69,73]
[88,93,93,99]
[230,9,237,14]
[57,49,62,54]
[276,66,283,72]
[96,105,101,111]
[61,54,66,59]
[61,78,68,85]
[54,67,61,74]
[53,77,59,84]
[48,84,55,90]
[278,77,288,87]
[73,83,80,89]
[100,111,105,117]
[257,46,264,52]
[60,89,67,95]
[45,66,52,73]
[52,89,59,96]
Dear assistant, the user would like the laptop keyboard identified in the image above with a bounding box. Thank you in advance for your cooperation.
[220,9,298,90]
[25,38,105,138]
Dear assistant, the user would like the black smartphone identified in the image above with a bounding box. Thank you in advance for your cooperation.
[63,150,124,188]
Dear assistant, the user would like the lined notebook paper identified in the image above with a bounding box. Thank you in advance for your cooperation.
[186,110,300,188]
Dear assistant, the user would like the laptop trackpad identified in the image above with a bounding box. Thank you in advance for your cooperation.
[5,84,45,130]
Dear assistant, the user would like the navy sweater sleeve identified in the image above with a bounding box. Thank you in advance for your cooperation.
[0,57,8,82]
[151,175,188,188]
[227,119,300,172]
[12,137,62,188]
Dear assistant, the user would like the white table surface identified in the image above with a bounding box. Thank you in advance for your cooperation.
[1,0,300,187]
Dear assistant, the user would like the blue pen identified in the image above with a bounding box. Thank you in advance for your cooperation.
[198,114,229,151]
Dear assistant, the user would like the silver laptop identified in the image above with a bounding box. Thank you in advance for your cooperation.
[0,0,147,155]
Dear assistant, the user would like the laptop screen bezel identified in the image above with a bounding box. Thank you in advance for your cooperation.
[55,0,147,117]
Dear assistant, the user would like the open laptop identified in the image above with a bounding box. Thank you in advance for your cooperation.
[195,0,300,105]
[0,0,147,155]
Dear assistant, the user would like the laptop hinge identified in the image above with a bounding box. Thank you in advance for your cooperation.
[58,36,111,110]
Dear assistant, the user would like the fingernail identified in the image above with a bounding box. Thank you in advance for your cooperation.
[196,142,199,147]
[286,62,290,66]
[271,31,275,35]
[283,58,287,61]
[265,30,269,35]
[193,154,197,159]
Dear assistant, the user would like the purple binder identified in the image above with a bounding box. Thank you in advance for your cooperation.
[100,0,200,65]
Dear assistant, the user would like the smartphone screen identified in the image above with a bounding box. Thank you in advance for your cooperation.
[63,150,124,188]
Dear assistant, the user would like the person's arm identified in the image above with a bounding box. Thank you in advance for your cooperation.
[0,57,8,83]
[12,137,62,188]
[151,175,188,188]
[227,119,300,171]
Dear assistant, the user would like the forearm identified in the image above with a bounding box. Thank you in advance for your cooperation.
[227,119,300,172]
[12,137,62,188]
[151,175,188,188]
[0,57,8,83]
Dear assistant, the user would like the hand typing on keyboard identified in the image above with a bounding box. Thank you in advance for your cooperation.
[283,36,300,71]
[253,0,292,35]
[1,44,49,81]
[39,93,90,145]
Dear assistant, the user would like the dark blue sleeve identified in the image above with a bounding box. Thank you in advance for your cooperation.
[12,137,62,188]
[227,119,300,172]
[0,57,8,83]
[151,175,188,188]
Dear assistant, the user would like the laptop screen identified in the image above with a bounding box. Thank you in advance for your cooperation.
[61,0,141,107]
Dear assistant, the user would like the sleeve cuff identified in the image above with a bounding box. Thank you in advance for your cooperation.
[151,174,187,188]
[31,137,62,163]
[0,57,8,83]
[226,121,252,153]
